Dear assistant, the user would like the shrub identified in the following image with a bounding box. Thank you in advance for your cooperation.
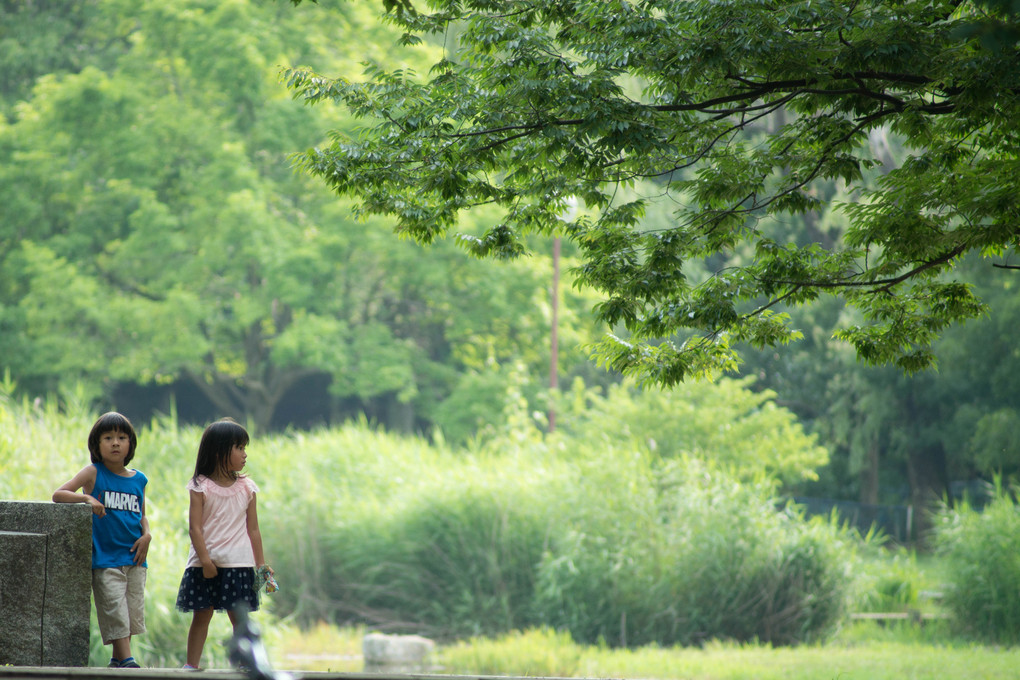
[269,433,569,638]
[554,376,829,487]
[310,484,554,638]
[935,484,1020,643]
[272,430,853,646]
[4,388,855,655]
[535,457,854,647]
[849,549,928,613]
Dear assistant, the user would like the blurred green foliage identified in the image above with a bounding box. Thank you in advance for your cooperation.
[7,370,1020,666]
[2,375,852,661]
[936,482,1020,643]
[0,0,605,433]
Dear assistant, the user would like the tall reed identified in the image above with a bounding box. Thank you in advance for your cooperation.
[4,387,858,661]
[936,483,1020,643]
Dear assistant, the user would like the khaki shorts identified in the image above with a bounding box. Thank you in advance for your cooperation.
[92,566,147,644]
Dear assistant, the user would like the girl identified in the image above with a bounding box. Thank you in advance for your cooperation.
[175,418,273,670]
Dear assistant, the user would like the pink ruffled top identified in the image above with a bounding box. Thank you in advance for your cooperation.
[185,474,259,568]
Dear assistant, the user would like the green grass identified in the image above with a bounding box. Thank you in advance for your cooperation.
[265,622,1020,680]
[577,638,1018,680]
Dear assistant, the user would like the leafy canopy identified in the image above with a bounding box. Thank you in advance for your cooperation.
[286,0,1020,385]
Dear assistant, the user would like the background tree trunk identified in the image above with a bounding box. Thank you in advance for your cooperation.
[906,443,949,549]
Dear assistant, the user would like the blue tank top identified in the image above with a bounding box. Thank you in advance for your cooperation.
[90,462,148,569]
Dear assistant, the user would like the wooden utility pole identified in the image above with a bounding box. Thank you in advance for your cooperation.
[548,198,575,433]
[549,236,560,432]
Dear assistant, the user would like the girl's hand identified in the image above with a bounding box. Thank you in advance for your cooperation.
[257,564,279,593]
[202,562,218,579]
[131,533,151,565]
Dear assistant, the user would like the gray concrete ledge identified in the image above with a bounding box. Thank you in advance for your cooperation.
[0,668,577,680]
[0,500,92,666]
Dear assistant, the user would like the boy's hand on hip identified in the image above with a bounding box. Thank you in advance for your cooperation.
[131,533,151,565]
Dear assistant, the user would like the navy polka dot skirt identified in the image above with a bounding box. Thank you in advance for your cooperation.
[176,567,260,612]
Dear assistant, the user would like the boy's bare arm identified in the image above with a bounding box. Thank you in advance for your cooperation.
[132,500,152,565]
[53,466,105,516]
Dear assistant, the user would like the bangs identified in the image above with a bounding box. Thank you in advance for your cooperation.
[88,411,138,463]
[93,412,134,436]
[232,428,250,448]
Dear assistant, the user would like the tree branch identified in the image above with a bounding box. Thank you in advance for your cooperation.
[762,243,970,291]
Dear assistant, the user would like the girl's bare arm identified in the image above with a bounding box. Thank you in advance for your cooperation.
[188,489,217,578]
[246,494,268,569]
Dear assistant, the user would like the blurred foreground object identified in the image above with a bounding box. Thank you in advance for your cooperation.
[228,603,292,680]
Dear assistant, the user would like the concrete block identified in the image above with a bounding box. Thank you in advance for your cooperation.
[0,531,48,664]
[362,632,435,671]
[0,501,92,667]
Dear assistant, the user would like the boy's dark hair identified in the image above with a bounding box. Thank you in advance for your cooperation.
[87,412,139,465]
[193,417,250,481]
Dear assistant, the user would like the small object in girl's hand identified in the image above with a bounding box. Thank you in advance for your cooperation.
[255,565,279,593]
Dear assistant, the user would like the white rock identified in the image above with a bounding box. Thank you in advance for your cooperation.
[362,632,435,667]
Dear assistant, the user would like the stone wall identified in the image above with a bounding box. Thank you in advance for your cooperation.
[0,501,92,667]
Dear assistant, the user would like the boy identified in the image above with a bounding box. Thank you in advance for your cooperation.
[54,412,151,668]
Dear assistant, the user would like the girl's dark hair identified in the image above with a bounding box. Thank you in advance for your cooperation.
[193,417,250,481]
[87,412,139,465]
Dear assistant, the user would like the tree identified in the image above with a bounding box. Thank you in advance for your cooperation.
[0,0,604,432]
[554,375,829,489]
[934,254,1020,481]
[0,0,129,109]
[286,0,1020,386]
